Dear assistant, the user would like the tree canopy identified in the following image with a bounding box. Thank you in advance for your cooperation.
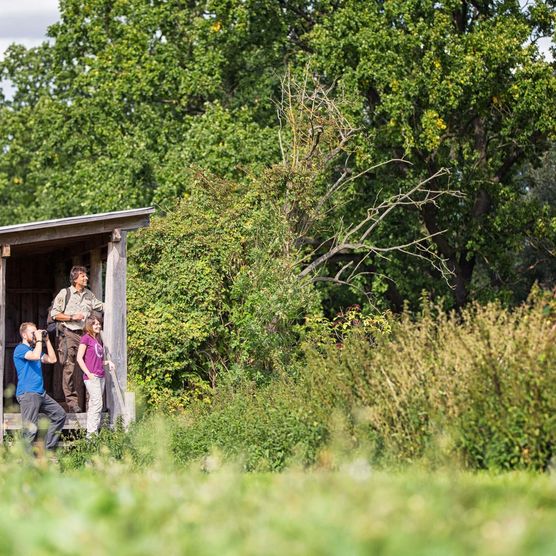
[1,0,555,309]
[308,0,556,306]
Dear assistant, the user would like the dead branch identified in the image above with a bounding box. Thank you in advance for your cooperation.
[297,190,459,283]
[277,69,463,288]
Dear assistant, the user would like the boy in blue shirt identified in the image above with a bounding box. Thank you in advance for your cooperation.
[13,322,66,451]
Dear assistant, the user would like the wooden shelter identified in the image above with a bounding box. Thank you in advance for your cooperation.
[0,207,155,441]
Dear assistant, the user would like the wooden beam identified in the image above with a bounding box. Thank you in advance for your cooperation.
[0,207,153,235]
[53,259,67,300]
[111,228,122,243]
[2,244,10,258]
[0,257,5,443]
[3,412,109,430]
[89,248,103,299]
[124,391,136,427]
[10,235,110,258]
[103,232,128,424]
[6,288,53,294]
[0,214,152,247]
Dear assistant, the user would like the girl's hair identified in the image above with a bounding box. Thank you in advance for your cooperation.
[84,314,103,337]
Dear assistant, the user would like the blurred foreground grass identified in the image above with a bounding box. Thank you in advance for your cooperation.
[1,449,556,555]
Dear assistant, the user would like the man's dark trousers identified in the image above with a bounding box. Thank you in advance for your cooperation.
[17,392,66,450]
[58,328,82,410]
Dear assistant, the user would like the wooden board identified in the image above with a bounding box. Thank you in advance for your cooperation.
[3,412,109,430]
[103,233,128,423]
[89,248,103,299]
[0,210,153,248]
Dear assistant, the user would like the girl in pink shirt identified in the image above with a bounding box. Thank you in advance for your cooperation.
[76,315,114,437]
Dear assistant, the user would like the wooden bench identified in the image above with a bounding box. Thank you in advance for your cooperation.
[3,412,109,430]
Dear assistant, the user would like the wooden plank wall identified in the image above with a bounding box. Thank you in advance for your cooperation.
[89,248,103,300]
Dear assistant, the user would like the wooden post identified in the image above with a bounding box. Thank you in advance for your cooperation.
[0,247,8,443]
[53,259,65,293]
[89,248,103,299]
[103,230,127,424]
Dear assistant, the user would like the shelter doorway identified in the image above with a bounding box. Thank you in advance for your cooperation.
[4,247,105,411]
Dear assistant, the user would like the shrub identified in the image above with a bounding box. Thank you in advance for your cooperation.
[128,173,317,410]
[302,293,556,470]
[169,378,328,471]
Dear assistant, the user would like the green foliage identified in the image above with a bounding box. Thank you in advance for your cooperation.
[153,103,279,204]
[127,174,317,410]
[303,304,392,348]
[0,0,315,222]
[307,0,556,306]
[4,443,556,556]
[512,143,556,298]
[2,0,556,310]
[302,292,556,470]
[168,380,328,471]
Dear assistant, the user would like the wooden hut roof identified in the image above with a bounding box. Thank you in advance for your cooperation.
[0,207,155,245]
[0,207,155,255]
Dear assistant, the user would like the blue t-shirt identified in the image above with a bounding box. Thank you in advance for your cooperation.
[13,344,45,397]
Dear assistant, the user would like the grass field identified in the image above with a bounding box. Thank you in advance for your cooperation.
[1,449,556,556]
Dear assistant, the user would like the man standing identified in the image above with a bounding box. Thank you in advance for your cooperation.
[50,266,104,413]
[14,322,65,452]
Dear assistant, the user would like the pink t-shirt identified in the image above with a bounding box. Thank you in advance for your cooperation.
[80,334,105,379]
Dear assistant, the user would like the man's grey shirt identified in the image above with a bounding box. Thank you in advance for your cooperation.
[50,286,104,331]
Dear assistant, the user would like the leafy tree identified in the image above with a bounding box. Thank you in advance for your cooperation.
[511,144,556,297]
[2,0,556,312]
[307,0,556,306]
[0,0,324,223]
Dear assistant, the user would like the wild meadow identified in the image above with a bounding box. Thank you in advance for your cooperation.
[2,441,556,555]
[3,420,556,556]
[3,294,556,555]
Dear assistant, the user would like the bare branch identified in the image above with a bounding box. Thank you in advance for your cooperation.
[278,69,462,289]
[316,157,412,214]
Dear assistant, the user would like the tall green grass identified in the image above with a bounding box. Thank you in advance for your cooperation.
[163,295,556,471]
[304,296,556,470]
[2,444,556,556]
[57,295,556,473]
